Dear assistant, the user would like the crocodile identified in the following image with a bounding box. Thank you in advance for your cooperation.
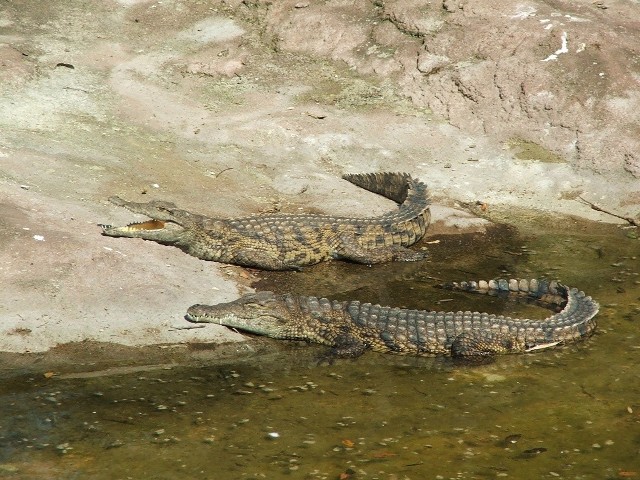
[100,172,430,270]
[185,279,599,357]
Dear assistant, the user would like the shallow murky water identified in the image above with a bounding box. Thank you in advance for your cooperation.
[1,216,639,479]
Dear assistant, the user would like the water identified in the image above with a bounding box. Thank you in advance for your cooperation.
[1,215,639,479]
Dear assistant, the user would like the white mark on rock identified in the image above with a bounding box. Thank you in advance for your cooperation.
[541,31,568,62]
[539,18,553,30]
[576,43,586,53]
[511,5,537,19]
[33,235,45,241]
[103,246,127,257]
[564,14,589,22]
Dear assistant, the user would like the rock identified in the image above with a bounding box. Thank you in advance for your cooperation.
[417,52,450,75]
[624,153,640,179]
[260,0,640,179]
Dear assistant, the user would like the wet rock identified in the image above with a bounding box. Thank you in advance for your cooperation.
[105,439,125,449]
[504,434,522,445]
[520,446,547,457]
[56,443,72,454]
[0,464,19,474]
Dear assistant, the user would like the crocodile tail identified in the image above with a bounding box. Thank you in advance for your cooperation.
[435,278,584,311]
[438,278,566,303]
[342,172,427,205]
[438,278,600,345]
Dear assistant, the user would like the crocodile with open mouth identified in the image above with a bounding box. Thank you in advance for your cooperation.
[101,172,431,270]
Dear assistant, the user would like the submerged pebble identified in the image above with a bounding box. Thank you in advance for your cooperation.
[522,447,547,456]
[504,434,522,444]
[56,443,72,454]
[106,440,124,449]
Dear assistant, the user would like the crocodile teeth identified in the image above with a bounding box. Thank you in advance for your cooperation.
[124,220,166,231]
[100,220,166,232]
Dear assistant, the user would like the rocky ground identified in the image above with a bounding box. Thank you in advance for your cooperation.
[0,0,638,366]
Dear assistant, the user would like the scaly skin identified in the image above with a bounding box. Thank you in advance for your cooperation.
[100,172,431,270]
[185,279,599,357]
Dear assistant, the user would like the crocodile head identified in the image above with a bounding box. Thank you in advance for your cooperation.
[185,292,307,340]
[100,219,187,242]
[100,196,192,242]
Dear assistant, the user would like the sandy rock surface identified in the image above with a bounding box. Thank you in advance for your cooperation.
[0,0,638,355]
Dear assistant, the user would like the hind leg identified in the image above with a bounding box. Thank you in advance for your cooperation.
[336,235,427,264]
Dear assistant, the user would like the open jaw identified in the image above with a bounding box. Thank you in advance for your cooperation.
[99,218,186,240]
[101,219,166,232]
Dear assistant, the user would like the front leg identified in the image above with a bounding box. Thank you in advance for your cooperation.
[317,334,368,364]
[331,333,369,358]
